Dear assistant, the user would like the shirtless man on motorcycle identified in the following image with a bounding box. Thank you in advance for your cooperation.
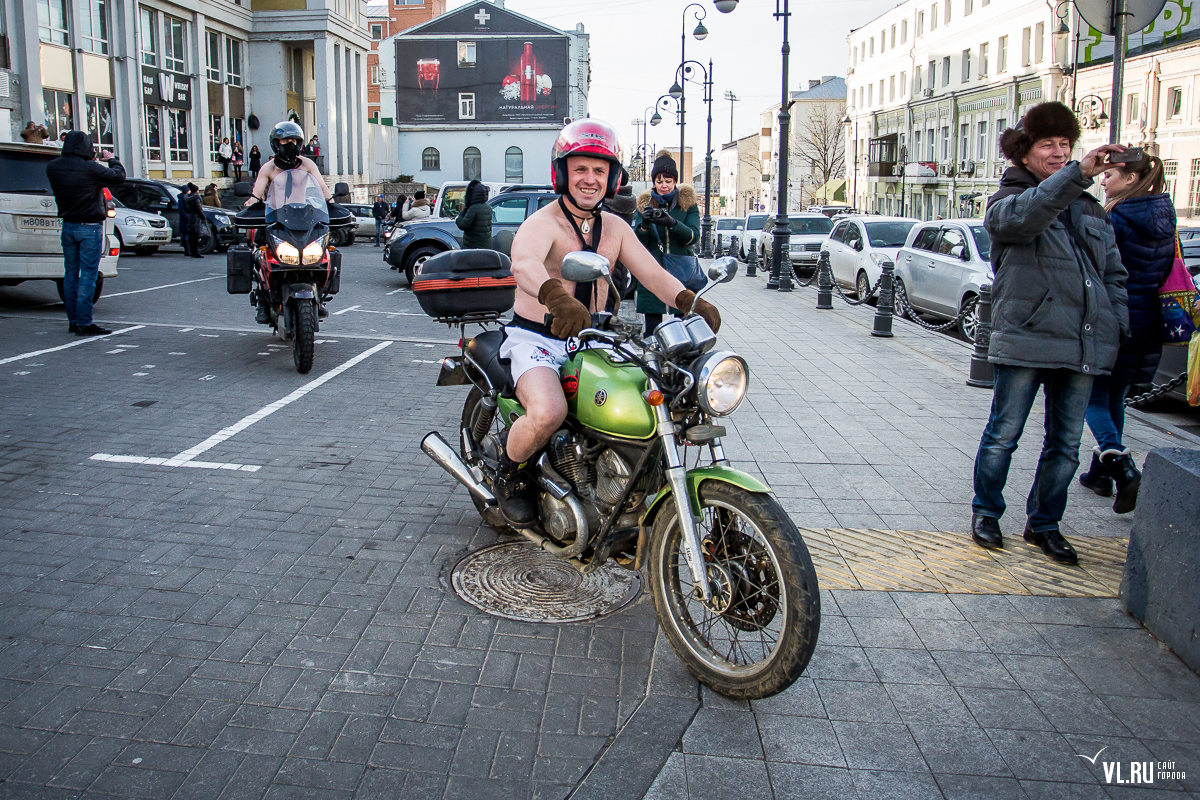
[496,119,722,526]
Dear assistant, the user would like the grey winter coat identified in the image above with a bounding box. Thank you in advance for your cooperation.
[985,162,1129,376]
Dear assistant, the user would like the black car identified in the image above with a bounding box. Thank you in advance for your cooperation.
[110,178,240,254]
[385,187,557,283]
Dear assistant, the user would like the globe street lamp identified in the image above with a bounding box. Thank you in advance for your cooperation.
[674,59,717,258]
[674,2,737,198]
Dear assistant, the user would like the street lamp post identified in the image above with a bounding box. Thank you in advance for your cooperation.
[767,0,794,292]
[675,60,716,258]
[676,4,708,189]
[724,90,739,143]
[843,112,858,211]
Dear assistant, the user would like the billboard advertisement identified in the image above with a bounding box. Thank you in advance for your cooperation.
[395,37,569,124]
[1076,0,1198,65]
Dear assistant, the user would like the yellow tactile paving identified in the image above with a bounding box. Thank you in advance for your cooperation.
[800,528,1127,598]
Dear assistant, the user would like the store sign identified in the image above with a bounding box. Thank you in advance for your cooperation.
[1076,0,1198,64]
[141,67,191,109]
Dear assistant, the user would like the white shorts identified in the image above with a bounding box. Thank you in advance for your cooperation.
[499,324,569,387]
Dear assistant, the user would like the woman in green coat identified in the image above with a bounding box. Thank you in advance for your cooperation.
[455,180,492,249]
[633,151,702,335]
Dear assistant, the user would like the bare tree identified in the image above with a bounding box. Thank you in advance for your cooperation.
[793,101,846,205]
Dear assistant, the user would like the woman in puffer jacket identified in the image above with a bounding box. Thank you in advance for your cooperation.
[455,180,492,249]
[1078,153,1176,514]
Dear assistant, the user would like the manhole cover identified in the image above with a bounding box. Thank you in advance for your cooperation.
[450,541,641,623]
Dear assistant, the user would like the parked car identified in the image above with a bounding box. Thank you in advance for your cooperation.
[433,182,554,219]
[111,198,172,256]
[822,215,919,299]
[715,216,744,252]
[0,141,119,299]
[337,203,376,245]
[761,213,834,271]
[1181,236,1200,277]
[109,178,239,254]
[894,220,994,340]
[808,205,856,218]
[1177,226,1200,240]
[738,212,771,261]
[385,187,558,283]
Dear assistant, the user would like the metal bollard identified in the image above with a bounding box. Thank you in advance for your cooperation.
[715,234,724,257]
[871,260,895,338]
[765,245,778,290]
[777,242,793,292]
[966,283,995,388]
[746,244,758,276]
[730,235,740,261]
[816,251,833,309]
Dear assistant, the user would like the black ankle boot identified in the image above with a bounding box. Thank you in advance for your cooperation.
[1078,448,1113,497]
[255,303,271,325]
[1102,448,1141,515]
[494,454,536,527]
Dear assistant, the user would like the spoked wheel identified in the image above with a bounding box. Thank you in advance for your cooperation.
[893,279,910,320]
[292,300,316,374]
[461,387,516,536]
[958,295,979,342]
[648,482,820,699]
[856,270,874,302]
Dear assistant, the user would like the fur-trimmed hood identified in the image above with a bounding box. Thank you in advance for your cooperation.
[636,183,697,213]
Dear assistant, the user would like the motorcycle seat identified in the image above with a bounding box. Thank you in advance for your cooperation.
[466,330,512,395]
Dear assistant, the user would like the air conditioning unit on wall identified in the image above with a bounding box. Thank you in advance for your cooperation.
[921,89,933,98]
[959,160,975,176]
[939,162,956,177]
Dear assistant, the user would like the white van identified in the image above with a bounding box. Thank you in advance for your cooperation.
[433,181,515,219]
[0,142,119,299]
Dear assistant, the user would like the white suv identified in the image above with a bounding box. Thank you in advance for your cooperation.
[739,212,771,261]
[0,142,119,299]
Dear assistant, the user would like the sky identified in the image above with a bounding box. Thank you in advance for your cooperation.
[446,0,901,158]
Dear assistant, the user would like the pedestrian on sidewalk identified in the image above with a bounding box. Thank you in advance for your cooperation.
[455,180,492,249]
[634,151,700,336]
[248,145,262,180]
[971,102,1130,564]
[372,195,390,246]
[45,130,125,336]
[202,183,221,207]
[232,141,244,182]
[1077,152,1176,514]
[218,137,233,177]
[390,194,407,223]
[403,190,431,221]
[183,183,205,259]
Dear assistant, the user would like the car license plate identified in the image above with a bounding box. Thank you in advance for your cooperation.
[17,216,62,231]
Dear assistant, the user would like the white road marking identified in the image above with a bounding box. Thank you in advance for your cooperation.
[0,325,144,366]
[133,372,148,376]
[351,309,426,317]
[199,334,219,338]
[179,328,194,333]
[199,375,215,381]
[412,360,440,364]
[91,340,393,473]
[13,371,29,375]
[330,305,361,316]
[385,287,408,295]
[168,352,186,355]
[104,276,223,298]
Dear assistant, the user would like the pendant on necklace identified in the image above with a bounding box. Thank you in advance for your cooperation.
[580,219,591,235]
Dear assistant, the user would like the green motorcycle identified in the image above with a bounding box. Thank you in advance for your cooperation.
[421,253,820,699]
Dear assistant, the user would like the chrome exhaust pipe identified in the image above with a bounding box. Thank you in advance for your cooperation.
[421,432,496,506]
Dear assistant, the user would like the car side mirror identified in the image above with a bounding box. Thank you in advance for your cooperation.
[853,239,863,252]
[560,251,611,283]
[736,225,744,231]
[232,182,253,197]
[707,256,739,283]
[950,244,967,260]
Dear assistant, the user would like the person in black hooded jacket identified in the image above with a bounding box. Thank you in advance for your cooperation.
[455,180,492,249]
[45,130,125,335]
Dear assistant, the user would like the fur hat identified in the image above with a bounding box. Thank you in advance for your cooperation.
[651,150,678,182]
[999,101,1081,163]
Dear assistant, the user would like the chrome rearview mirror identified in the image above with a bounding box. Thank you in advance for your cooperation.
[560,251,611,284]
[707,256,739,284]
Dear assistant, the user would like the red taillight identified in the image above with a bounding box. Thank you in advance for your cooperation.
[102,188,116,218]
[109,247,119,256]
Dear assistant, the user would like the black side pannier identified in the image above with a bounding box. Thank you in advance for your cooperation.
[413,249,515,321]
[227,244,254,294]
[326,249,342,295]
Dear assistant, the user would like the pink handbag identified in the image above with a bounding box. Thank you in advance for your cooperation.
[1160,237,1198,345]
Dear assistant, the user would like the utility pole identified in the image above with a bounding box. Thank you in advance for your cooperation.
[724,90,738,143]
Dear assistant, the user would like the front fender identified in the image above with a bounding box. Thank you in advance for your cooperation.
[643,465,773,524]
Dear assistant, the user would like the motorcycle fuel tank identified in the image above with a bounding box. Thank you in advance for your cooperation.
[561,349,656,440]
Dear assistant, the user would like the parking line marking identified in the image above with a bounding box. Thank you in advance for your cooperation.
[330,305,361,316]
[103,276,224,298]
[349,309,426,317]
[90,340,392,472]
[0,325,144,365]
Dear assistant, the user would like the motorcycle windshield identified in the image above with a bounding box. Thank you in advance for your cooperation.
[265,169,329,231]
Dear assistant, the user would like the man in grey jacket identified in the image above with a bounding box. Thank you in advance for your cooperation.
[971,102,1129,563]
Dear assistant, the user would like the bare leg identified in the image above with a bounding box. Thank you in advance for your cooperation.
[506,367,568,463]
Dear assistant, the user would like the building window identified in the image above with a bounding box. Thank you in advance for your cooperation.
[900,71,906,97]
[206,31,222,82]
[941,125,949,160]
[1166,87,1183,119]
[37,0,70,46]
[998,36,1008,72]
[457,41,476,68]
[370,64,380,85]
[931,3,938,30]
[869,37,874,56]
[463,146,481,181]
[423,147,440,170]
[945,0,951,23]
[977,121,988,162]
[395,0,424,4]
[139,8,157,66]
[961,50,971,82]
[928,60,936,89]
[209,115,224,161]
[226,38,243,86]
[926,127,935,160]
[86,96,113,147]
[505,147,523,182]
[458,93,476,120]
[868,84,873,106]
[979,43,989,78]
[1189,159,1200,216]
[80,0,109,55]
[1126,93,1140,123]
[370,23,383,40]
[917,11,924,36]
[890,25,896,48]
[996,118,1007,156]
[169,108,189,162]
[913,130,922,162]
[1021,27,1032,66]
[164,15,186,73]
[914,66,922,93]
[942,56,950,86]
[42,89,74,142]
[231,117,244,148]
[889,76,895,101]
[1034,22,1044,62]
[901,19,908,43]
[960,123,969,160]
[1164,159,1178,205]
[880,29,886,52]
[289,47,304,93]
[145,105,162,161]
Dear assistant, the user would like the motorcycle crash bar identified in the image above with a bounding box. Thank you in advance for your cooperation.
[421,432,496,506]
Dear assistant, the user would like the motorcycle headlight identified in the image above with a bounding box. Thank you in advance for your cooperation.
[691,351,749,417]
[302,237,326,265]
[273,238,301,265]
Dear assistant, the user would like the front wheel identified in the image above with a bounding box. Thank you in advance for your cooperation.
[405,245,442,284]
[648,482,820,699]
[197,224,217,254]
[292,300,316,374]
[958,295,979,342]
[892,279,910,320]
[55,275,104,304]
[856,270,874,302]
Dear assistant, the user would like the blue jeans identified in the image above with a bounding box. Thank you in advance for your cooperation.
[61,222,104,327]
[375,219,384,244]
[972,365,1094,532]
[1084,376,1128,452]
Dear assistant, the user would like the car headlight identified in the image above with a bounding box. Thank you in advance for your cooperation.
[302,237,326,265]
[274,238,301,265]
[214,215,230,226]
[691,351,749,417]
[870,252,891,267]
[124,216,145,226]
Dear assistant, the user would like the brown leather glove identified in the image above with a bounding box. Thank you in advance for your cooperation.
[539,278,592,339]
[675,290,721,333]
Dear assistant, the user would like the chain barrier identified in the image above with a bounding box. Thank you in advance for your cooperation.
[1125,373,1187,407]
[894,284,978,334]
[825,269,885,306]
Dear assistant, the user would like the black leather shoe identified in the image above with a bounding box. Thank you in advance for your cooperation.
[317,304,329,319]
[255,304,271,325]
[75,324,113,336]
[971,514,1003,549]
[68,323,79,333]
[1023,525,1078,564]
[494,455,536,527]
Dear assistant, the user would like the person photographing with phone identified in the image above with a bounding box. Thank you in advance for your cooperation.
[970,101,1130,564]
[633,151,701,336]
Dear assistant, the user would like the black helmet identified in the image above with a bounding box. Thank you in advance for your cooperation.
[269,121,305,156]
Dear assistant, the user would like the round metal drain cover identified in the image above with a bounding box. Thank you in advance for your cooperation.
[450,541,641,623]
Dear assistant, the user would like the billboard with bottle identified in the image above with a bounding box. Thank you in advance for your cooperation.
[395,37,569,124]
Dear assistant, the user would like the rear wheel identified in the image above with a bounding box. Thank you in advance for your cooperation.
[892,279,910,320]
[856,270,873,302]
[958,294,980,342]
[292,300,316,374]
[197,224,217,254]
[55,275,104,304]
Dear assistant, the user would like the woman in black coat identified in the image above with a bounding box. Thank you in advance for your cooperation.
[247,146,262,179]
[454,180,492,249]
[1078,153,1176,513]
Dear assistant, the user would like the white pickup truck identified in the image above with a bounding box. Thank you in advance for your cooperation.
[0,142,119,301]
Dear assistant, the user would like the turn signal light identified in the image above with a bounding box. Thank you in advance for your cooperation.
[643,390,665,406]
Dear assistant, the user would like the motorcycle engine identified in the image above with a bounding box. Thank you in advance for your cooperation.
[548,431,593,490]
[595,449,632,506]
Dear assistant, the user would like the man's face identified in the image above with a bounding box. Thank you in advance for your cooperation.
[1022,137,1073,181]
[566,156,609,209]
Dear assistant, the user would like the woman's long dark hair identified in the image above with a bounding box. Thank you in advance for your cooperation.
[1105,152,1167,212]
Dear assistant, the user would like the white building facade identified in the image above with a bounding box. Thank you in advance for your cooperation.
[718,134,762,218]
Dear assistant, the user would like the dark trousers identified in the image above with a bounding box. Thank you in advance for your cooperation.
[186,227,201,257]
